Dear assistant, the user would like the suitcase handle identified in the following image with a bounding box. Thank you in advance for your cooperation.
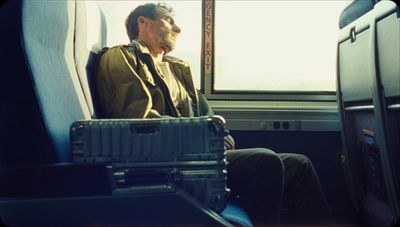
[115,169,182,186]
[130,123,160,134]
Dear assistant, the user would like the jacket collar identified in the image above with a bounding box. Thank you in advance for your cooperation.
[130,40,188,66]
[131,40,151,55]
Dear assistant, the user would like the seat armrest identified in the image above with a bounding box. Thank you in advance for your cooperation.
[0,163,114,198]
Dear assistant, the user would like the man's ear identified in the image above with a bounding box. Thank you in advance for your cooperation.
[137,16,147,26]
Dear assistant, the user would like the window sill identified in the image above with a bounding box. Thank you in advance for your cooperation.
[209,100,340,132]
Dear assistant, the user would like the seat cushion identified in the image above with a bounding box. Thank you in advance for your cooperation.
[221,202,253,227]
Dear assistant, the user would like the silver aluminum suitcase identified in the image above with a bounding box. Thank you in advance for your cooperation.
[70,116,229,212]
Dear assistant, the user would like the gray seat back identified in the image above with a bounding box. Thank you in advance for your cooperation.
[337,1,400,226]
[0,0,106,164]
[21,0,92,162]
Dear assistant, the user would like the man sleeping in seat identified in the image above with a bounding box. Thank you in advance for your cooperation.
[95,3,332,225]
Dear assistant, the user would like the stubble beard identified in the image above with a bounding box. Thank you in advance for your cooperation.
[158,32,177,54]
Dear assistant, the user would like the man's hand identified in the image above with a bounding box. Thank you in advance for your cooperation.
[224,134,235,150]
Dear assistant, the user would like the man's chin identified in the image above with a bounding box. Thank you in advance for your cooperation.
[162,44,176,54]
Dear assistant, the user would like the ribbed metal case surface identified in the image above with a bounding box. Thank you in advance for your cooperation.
[70,116,229,212]
[70,117,226,163]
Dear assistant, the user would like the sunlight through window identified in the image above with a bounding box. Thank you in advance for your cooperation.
[214,1,351,92]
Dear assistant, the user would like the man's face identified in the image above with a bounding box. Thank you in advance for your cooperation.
[146,7,181,53]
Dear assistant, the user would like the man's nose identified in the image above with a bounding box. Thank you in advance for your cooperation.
[173,24,181,33]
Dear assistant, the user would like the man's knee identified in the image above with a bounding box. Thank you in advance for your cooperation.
[280,153,318,179]
[227,148,284,185]
[292,153,312,166]
[232,148,284,173]
[246,148,285,187]
[253,148,284,174]
[294,154,314,172]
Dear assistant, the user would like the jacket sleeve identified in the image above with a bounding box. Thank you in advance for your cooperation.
[196,90,236,149]
[94,47,163,118]
[196,90,214,116]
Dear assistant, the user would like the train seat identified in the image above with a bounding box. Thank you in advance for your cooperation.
[337,0,400,226]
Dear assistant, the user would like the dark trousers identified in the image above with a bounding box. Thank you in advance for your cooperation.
[226,148,332,225]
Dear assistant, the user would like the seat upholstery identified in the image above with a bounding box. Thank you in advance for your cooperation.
[21,0,91,162]
[74,1,107,118]
[221,200,253,227]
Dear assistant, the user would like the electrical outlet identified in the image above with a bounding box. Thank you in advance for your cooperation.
[264,121,300,131]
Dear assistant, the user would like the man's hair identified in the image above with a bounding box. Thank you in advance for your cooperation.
[125,3,174,41]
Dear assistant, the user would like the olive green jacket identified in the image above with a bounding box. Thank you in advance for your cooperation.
[94,40,213,118]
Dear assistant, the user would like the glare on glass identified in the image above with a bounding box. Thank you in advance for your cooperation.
[215,1,351,92]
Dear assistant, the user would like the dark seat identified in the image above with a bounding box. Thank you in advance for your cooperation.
[0,1,252,226]
[337,1,400,226]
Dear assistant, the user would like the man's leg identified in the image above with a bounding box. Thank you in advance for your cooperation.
[278,153,333,223]
[226,148,284,224]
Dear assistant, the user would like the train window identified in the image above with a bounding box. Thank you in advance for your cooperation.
[96,1,202,88]
[213,1,350,92]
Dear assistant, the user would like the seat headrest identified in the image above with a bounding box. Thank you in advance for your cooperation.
[75,1,107,118]
[339,0,377,29]
[76,1,107,54]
